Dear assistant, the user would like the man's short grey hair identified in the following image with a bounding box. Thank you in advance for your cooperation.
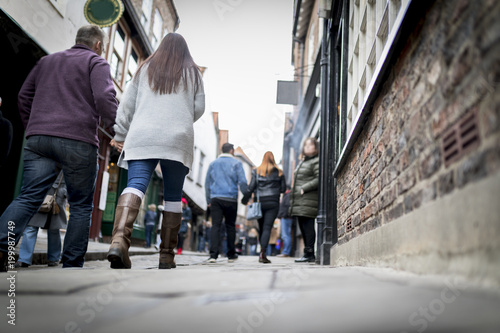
[75,25,108,48]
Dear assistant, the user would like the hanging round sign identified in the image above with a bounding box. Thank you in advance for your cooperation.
[84,0,124,27]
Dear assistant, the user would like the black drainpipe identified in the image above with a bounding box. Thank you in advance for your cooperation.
[317,16,331,265]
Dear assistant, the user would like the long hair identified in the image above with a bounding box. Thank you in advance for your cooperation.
[134,33,201,94]
[256,151,283,177]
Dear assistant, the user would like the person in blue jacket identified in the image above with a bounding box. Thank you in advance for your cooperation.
[205,143,248,263]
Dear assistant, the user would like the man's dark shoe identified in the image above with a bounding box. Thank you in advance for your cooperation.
[47,261,59,267]
[14,261,30,268]
[294,255,316,263]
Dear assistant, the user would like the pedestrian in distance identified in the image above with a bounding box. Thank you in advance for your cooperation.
[289,137,320,263]
[267,219,280,257]
[144,203,157,248]
[107,33,205,270]
[177,198,191,255]
[197,219,207,253]
[205,142,248,263]
[242,151,286,263]
[247,227,259,256]
[154,205,165,250]
[277,186,292,257]
[205,220,212,252]
[15,173,68,268]
[0,25,117,271]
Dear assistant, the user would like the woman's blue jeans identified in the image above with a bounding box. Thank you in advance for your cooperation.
[127,159,188,201]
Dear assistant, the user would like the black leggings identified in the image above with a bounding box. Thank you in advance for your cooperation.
[257,200,280,251]
[297,216,316,255]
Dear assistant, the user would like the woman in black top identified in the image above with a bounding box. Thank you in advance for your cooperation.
[242,151,286,263]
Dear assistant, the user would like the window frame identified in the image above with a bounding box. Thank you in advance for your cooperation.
[333,0,413,177]
[105,22,145,92]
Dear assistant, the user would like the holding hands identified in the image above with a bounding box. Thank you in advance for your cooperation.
[110,139,124,153]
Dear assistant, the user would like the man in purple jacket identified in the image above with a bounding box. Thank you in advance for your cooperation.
[0,25,118,271]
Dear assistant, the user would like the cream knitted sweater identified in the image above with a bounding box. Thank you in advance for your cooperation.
[114,67,205,170]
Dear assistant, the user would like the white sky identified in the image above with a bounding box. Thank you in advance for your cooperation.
[175,0,295,166]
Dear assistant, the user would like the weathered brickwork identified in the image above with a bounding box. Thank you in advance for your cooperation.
[130,0,177,36]
[336,0,500,245]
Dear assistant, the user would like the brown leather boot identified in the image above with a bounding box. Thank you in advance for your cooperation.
[107,193,142,269]
[159,211,182,269]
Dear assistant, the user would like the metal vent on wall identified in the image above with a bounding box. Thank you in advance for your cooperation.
[346,217,353,232]
[442,110,481,167]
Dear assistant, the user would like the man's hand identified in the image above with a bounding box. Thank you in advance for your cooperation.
[301,188,304,195]
[110,139,124,152]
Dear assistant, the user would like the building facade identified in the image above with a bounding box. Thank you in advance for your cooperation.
[0,1,217,247]
[286,0,500,284]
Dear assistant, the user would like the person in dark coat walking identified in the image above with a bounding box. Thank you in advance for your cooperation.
[242,151,286,264]
[289,137,320,263]
[0,25,117,271]
[144,203,157,248]
[177,198,191,255]
[15,173,68,267]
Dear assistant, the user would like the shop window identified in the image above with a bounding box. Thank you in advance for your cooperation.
[125,49,138,87]
[337,0,410,164]
[110,25,126,84]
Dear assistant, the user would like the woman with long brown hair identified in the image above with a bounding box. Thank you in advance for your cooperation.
[242,151,286,263]
[107,33,205,269]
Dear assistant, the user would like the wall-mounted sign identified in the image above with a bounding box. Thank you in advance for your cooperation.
[84,0,124,27]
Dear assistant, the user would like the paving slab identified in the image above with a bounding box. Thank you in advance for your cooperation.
[1,254,500,333]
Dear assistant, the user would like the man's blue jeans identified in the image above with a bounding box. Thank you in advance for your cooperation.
[0,135,97,267]
[280,217,293,256]
[18,226,61,265]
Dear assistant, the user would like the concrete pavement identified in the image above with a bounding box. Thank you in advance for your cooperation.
[2,244,500,333]
[22,229,158,265]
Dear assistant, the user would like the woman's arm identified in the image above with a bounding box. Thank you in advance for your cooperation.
[241,170,257,204]
[301,158,320,193]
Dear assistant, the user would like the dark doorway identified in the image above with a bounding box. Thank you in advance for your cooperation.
[0,9,47,212]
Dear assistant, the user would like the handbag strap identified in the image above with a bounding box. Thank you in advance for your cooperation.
[53,172,64,199]
[254,170,259,202]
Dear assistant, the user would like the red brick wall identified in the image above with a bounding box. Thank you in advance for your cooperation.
[336,0,500,245]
